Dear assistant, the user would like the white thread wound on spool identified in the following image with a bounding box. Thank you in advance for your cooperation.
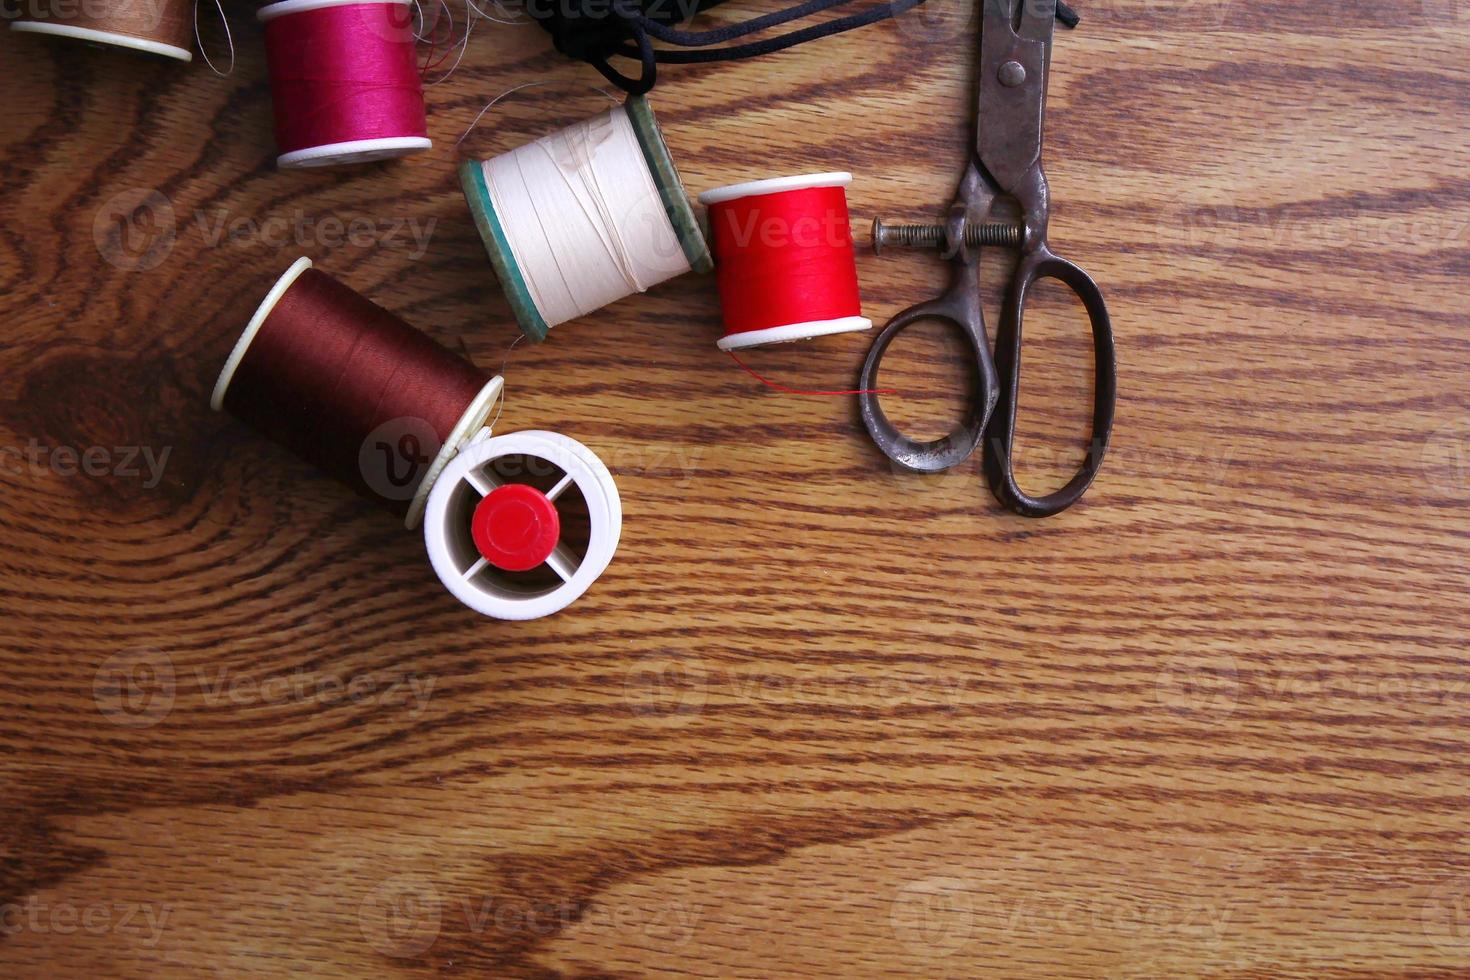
[479,106,688,329]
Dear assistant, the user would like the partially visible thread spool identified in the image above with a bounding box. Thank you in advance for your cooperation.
[11,0,194,60]
[699,172,872,350]
[458,95,712,342]
[211,257,501,529]
[259,0,432,168]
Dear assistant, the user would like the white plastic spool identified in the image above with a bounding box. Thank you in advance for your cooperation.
[9,20,194,60]
[210,256,503,531]
[698,171,873,351]
[424,430,622,620]
[257,0,433,169]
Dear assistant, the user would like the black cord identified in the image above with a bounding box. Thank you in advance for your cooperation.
[537,0,1082,95]
[640,0,864,46]
[631,0,924,63]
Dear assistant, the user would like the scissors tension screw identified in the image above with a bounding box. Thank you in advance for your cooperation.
[871,217,1022,255]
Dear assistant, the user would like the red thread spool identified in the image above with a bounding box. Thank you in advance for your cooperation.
[210,257,502,529]
[699,172,872,351]
[259,0,432,168]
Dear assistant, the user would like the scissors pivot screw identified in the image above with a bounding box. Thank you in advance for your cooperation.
[871,217,1022,256]
[998,60,1027,87]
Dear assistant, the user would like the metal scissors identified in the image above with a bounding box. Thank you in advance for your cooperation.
[857,0,1117,517]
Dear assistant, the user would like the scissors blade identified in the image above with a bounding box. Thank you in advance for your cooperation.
[1018,0,1059,42]
[976,0,1052,194]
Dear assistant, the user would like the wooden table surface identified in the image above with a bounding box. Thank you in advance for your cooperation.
[2,0,1469,975]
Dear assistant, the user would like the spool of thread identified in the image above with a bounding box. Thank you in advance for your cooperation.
[699,172,872,350]
[424,430,622,620]
[458,95,712,342]
[258,0,432,168]
[212,258,621,619]
[10,0,194,60]
[211,257,501,529]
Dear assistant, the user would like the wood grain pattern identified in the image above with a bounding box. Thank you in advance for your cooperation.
[2,0,1469,975]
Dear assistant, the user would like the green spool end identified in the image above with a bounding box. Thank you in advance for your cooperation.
[459,157,550,343]
[623,95,713,276]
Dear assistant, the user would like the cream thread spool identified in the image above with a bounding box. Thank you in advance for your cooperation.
[458,95,712,342]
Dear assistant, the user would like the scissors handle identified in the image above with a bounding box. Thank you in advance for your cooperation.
[984,248,1117,517]
[857,293,1000,474]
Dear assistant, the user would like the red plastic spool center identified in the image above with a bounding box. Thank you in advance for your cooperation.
[471,484,560,572]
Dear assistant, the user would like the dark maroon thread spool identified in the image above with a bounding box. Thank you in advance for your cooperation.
[210,257,503,528]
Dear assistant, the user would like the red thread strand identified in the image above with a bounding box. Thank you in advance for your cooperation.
[727,352,896,397]
[263,1,428,154]
[419,4,458,76]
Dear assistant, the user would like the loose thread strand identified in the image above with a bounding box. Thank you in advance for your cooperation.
[456,80,618,145]
[486,333,524,435]
[194,0,235,76]
[727,351,896,397]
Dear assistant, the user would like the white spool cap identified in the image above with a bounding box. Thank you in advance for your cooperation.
[697,171,856,207]
[698,172,872,351]
[9,20,193,60]
[275,138,433,169]
[211,256,315,415]
[257,0,432,169]
[424,430,622,620]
